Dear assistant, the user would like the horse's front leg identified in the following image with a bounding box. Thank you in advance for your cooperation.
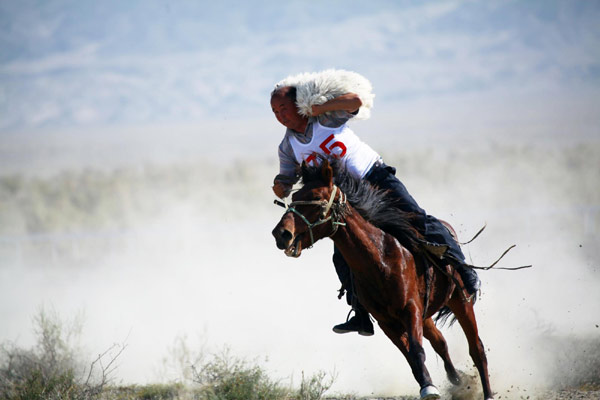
[379,305,440,399]
[403,302,440,399]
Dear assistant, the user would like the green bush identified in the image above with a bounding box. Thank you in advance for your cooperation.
[0,308,124,400]
[97,384,194,400]
[188,348,336,400]
[1,367,80,400]
[0,311,337,400]
[296,370,336,400]
[191,349,291,400]
[136,383,183,400]
[0,310,79,399]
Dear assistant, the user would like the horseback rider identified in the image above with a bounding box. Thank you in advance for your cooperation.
[271,70,480,336]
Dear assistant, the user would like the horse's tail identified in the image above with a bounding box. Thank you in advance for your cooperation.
[434,306,457,328]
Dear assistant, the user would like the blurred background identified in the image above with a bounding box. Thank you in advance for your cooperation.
[1,0,599,397]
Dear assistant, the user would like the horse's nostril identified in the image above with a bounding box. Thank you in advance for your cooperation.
[273,227,294,249]
[272,227,281,240]
[281,229,292,242]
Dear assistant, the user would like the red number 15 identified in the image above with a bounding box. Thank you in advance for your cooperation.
[306,134,347,165]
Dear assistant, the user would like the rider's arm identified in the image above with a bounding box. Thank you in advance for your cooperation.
[273,176,294,199]
[273,137,300,199]
[311,93,362,116]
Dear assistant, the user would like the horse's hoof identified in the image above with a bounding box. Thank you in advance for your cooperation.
[420,385,441,399]
[447,371,461,386]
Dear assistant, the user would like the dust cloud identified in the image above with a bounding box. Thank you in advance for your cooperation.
[0,124,598,397]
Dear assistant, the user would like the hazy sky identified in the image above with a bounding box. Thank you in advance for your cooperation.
[1,0,599,135]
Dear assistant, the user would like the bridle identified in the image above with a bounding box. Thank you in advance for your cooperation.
[278,185,347,248]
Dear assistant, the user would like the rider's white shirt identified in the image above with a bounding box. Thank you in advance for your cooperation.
[288,120,380,179]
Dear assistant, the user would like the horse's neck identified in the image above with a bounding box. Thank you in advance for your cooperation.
[331,211,390,274]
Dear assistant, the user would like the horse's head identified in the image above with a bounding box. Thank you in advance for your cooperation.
[272,160,347,258]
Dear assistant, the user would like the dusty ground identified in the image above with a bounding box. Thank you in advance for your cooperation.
[325,386,600,399]
[536,388,600,400]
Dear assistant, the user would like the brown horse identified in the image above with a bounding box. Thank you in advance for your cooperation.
[272,160,494,400]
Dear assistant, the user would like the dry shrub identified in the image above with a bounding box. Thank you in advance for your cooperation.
[0,308,124,400]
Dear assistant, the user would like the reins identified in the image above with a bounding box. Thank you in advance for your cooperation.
[274,185,347,248]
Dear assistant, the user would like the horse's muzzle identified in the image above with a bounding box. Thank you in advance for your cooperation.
[272,226,293,250]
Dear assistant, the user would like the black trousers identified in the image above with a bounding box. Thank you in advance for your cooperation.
[333,162,466,307]
[365,163,465,261]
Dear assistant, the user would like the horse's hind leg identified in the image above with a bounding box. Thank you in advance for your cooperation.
[423,317,461,385]
[448,296,494,400]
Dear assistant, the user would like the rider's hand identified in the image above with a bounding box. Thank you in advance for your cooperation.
[311,93,362,116]
[311,104,323,116]
[272,182,288,199]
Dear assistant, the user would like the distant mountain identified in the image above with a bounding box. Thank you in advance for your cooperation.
[0,0,598,132]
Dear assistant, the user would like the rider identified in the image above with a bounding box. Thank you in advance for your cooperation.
[271,70,481,336]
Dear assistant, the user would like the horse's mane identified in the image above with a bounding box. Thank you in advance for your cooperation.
[300,161,423,251]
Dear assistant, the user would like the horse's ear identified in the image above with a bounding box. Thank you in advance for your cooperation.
[301,160,309,177]
[321,159,333,186]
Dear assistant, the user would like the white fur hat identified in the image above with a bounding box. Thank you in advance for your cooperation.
[273,69,375,120]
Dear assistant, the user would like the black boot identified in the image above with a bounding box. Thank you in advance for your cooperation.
[332,308,374,336]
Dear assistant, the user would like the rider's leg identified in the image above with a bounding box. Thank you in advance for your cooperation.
[332,301,374,336]
[366,163,480,296]
[332,246,374,336]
